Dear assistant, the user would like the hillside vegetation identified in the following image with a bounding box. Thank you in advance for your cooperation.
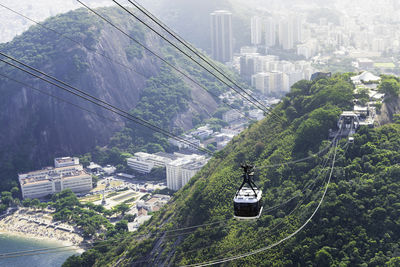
[63,74,400,266]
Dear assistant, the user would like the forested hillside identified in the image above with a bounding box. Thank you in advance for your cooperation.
[64,74,400,266]
[0,7,232,190]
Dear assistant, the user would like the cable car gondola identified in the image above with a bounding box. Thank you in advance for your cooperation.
[234,164,263,220]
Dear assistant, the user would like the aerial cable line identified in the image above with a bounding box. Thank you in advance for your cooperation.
[183,141,339,267]
[108,0,340,169]
[0,144,336,260]
[255,131,340,170]
[0,136,340,260]
[133,145,335,265]
[0,3,249,122]
[0,73,121,124]
[122,0,285,123]
[0,53,212,155]
[111,0,284,123]
[76,0,274,122]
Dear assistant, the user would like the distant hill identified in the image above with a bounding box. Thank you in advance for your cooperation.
[0,7,233,190]
[64,74,400,266]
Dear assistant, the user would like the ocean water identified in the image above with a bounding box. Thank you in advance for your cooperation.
[0,234,80,267]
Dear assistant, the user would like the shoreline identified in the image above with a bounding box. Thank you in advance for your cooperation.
[0,230,85,254]
[0,208,85,253]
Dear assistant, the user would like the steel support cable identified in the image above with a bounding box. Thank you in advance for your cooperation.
[173,149,334,265]
[125,0,284,123]
[255,129,342,170]
[183,133,343,265]
[132,146,335,266]
[183,142,338,267]
[0,3,249,122]
[76,0,273,122]
[0,58,207,155]
[111,0,284,124]
[0,151,332,262]
[0,73,120,124]
[0,54,212,155]
[0,142,338,260]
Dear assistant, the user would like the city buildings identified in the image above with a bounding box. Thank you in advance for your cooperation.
[210,10,233,63]
[19,157,92,199]
[265,18,277,48]
[166,154,207,190]
[251,16,262,45]
[223,110,242,123]
[127,152,175,173]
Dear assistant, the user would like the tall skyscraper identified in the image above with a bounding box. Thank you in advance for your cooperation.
[279,19,294,50]
[210,10,233,63]
[265,18,276,47]
[251,16,262,45]
[278,17,302,50]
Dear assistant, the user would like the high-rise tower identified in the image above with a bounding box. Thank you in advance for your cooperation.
[251,16,262,45]
[210,10,233,63]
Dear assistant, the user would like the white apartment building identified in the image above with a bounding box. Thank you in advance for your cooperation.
[265,18,276,47]
[127,152,174,173]
[210,10,233,63]
[251,16,262,45]
[169,136,201,151]
[19,158,92,199]
[166,154,207,191]
[223,110,242,123]
[252,72,270,95]
[54,157,79,168]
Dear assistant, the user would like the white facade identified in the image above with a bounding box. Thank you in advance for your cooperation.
[251,72,270,95]
[127,158,154,173]
[251,16,262,45]
[210,10,233,63]
[169,135,201,151]
[127,152,173,173]
[19,162,92,199]
[265,18,276,47]
[166,155,207,191]
[279,19,294,50]
[223,110,242,123]
[54,157,79,168]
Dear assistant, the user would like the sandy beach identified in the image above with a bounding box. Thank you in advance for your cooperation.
[0,208,84,251]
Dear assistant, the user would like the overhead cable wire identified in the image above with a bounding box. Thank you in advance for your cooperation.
[0,73,121,124]
[0,134,342,260]
[0,3,249,121]
[112,0,284,123]
[255,128,342,170]
[0,54,212,155]
[76,0,273,122]
[134,144,335,266]
[183,141,339,267]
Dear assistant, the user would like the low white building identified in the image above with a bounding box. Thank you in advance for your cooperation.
[127,152,175,173]
[166,154,207,191]
[54,157,79,168]
[223,110,242,123]
[169,135,201,151]
[19,158,92,199]
[191,126,214,140]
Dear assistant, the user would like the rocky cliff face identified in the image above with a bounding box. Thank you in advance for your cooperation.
[378,96,400,125]
[0,7,218,185]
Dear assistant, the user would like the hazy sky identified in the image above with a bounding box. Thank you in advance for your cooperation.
[0,0,398,43]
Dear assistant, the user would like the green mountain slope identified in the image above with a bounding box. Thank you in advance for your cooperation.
[63,74,400,266]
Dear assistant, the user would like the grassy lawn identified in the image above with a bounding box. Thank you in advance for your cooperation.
[80,194,102,203]
[111,191,137,202]
[374,62,396,68]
